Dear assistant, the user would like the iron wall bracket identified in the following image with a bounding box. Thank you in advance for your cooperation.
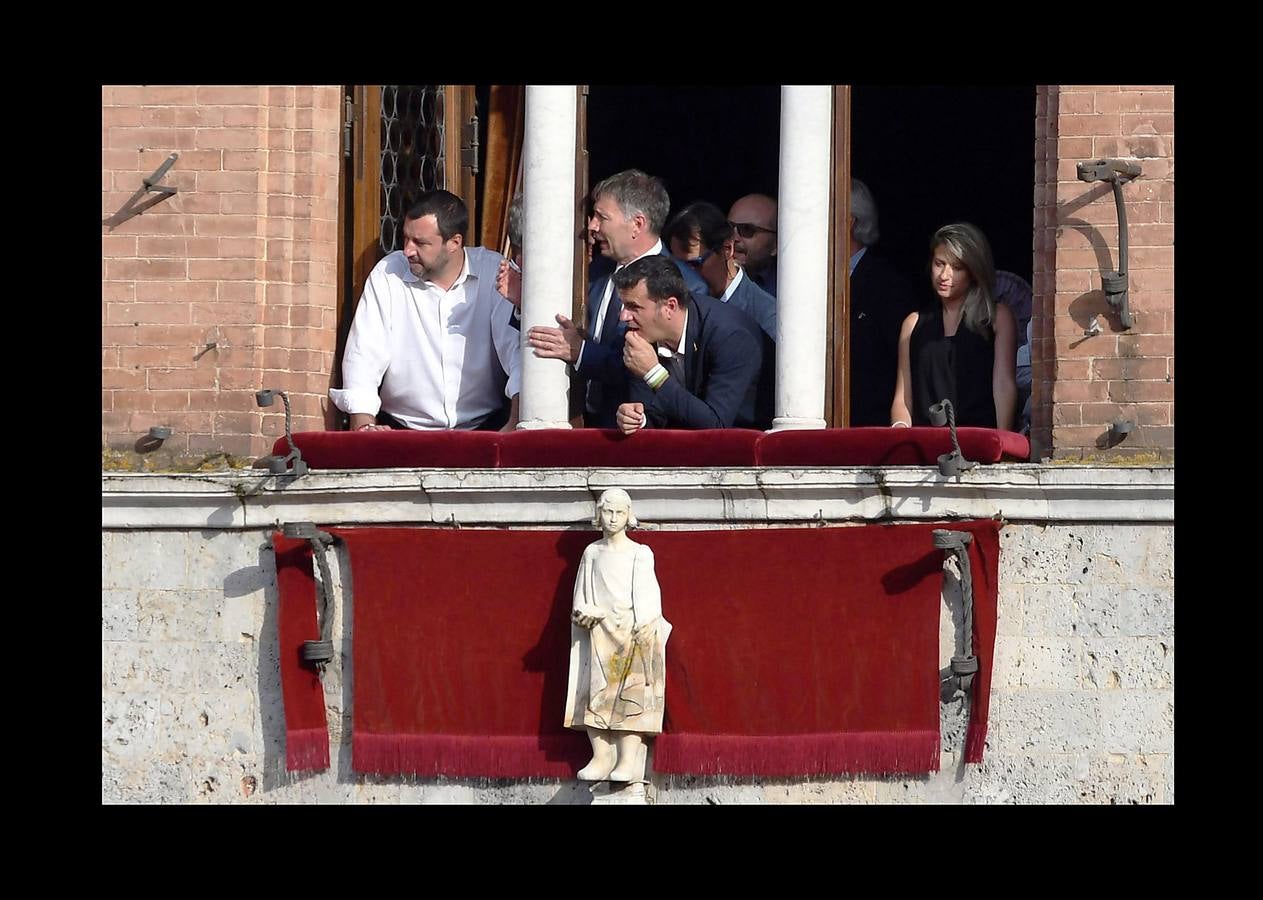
[103,153,180,231]
[1075,158,1143,330]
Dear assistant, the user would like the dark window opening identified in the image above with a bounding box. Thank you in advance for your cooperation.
[587,85,781,222]
[852,85,1036,290]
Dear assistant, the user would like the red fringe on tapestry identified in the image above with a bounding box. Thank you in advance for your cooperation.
[286,727,332,772]
[654,731,941,777]
[353,732,590,778]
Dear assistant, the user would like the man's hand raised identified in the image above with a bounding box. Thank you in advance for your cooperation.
[527,314,583,364]
[622,330,658,378]
[495,260,522,309]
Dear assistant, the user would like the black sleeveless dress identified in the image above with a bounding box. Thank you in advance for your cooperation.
[908,303,997,428]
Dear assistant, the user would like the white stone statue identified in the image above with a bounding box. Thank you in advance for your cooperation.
[564,489,672,782]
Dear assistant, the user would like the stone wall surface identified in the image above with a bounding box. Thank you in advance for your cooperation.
[101,521,1174,804]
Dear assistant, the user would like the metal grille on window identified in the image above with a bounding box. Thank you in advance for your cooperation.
[379,85,446,255]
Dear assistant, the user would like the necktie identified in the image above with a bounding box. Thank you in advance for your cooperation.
[663,350,685,387]
[585,267,626,414]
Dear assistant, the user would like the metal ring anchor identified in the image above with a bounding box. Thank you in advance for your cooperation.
[928,399,977,477]
[255,390,308,476]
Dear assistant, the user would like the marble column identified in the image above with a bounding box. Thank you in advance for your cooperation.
[772,84,833,431]
[517,84,577,430]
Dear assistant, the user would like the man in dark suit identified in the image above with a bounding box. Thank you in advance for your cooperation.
[612,256,763,433]
[527,170,711,427]
[847,179,920,427]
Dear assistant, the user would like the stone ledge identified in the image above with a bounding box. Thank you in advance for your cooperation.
[102,464,1174,529]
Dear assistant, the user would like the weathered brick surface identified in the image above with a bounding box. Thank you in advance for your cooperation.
[102,85,341,458]
[1035,85,1175,460]
[102,522,1174,804]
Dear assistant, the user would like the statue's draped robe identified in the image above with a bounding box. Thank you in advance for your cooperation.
[564,540,672,733]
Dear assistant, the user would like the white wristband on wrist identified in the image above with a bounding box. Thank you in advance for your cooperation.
[891,420,911,428]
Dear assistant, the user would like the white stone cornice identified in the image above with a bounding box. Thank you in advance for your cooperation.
[102,465,1175,530]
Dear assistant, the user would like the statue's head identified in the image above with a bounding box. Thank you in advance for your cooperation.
[593,488,637,532]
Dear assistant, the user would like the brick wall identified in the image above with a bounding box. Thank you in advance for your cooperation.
[101,86,342,459]
[1032,86,1174,461]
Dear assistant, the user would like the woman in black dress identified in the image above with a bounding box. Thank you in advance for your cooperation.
[891,223,1017,431]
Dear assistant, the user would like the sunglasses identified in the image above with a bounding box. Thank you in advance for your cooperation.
[684,249,715,269]
[729,221,777,239]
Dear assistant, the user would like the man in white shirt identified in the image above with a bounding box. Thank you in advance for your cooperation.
[330,190,521,432]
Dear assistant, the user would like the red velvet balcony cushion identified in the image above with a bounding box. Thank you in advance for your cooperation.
[273,426,1029,470]
[755,426,1031,467]
[497,428,763,468]
[271,430,501,469]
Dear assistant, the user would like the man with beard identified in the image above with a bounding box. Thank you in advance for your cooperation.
[613,256,763,432]
[331,190,522,431]
[727,192,779,296]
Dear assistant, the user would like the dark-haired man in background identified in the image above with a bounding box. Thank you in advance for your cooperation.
[665,200,776,427]
[612,256,763,433]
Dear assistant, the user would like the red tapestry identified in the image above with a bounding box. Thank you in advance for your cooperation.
[274,521,1001,777]
[273,539,331,772]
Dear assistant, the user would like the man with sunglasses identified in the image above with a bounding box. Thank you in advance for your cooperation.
[666,201,776,341]
[727,193,779,296]
[526,169,711,428]
[665,201,776,428]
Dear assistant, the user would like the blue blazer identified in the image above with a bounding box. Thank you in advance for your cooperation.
[576,246,712,427]
[628,293,764,430]
[726,271,777,341]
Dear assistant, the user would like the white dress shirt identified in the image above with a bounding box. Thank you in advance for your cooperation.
[330,247,521,430]
[849,245,867,276]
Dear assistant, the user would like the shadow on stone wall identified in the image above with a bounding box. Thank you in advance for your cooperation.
[229,538,322,794]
